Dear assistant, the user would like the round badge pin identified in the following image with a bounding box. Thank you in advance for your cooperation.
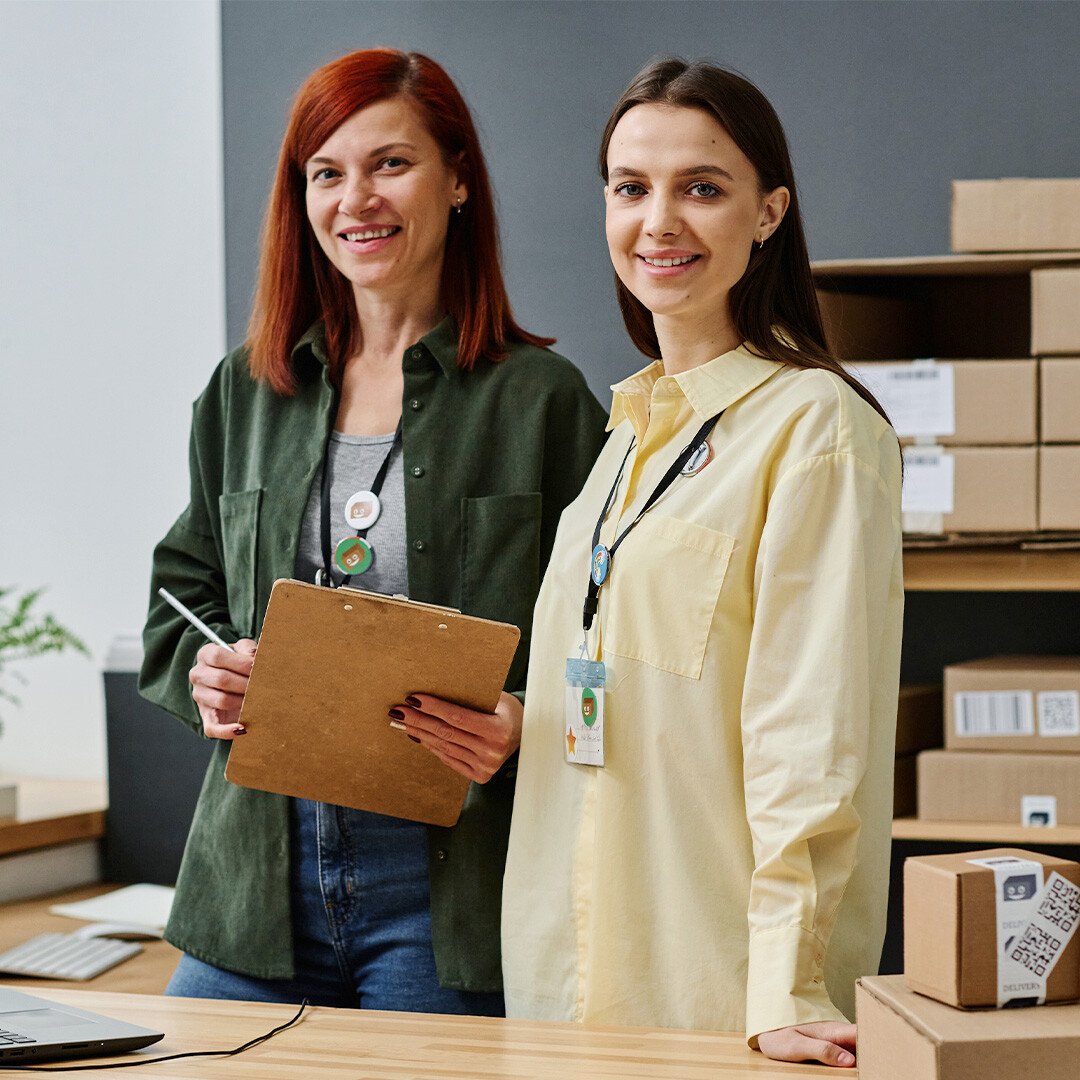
[591,544,611,586]
[681,440,713,476]
[334,535,374,575]
[344,490,381,531]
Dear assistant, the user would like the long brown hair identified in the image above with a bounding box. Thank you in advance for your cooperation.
[599,58,889,424]
[247,48,553,394]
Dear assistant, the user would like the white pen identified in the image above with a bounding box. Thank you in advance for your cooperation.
[157,587,236,653]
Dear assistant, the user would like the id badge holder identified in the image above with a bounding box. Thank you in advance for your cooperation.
[564,655,606,766]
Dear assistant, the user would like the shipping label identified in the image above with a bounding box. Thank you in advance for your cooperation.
[901,447,955,515]
[847,360,956,438]
[954,691,1034,737]
[1037,691,1080,737]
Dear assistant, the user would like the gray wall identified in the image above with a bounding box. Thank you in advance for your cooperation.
[221,0,1080,396]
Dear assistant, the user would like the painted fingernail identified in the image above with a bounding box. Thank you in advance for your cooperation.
[408,735,421,744]
[405,695,421,708]
[389,720,407,731]
[388,708,405,721]
[837,1051,855,1067]
[233,725,247,735]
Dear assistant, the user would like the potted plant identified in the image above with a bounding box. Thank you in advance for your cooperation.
[0,586,90,742]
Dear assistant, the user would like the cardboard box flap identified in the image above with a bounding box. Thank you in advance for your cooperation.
[861,975,1080,1046]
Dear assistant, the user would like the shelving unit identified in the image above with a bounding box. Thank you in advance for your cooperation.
[0,776,106,858]
[893,818,1080,846]
[903,548,1080,591]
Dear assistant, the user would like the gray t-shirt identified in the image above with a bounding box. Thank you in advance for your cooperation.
[293,431,408,597]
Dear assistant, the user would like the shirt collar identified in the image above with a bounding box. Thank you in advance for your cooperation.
[607,344,782,432]
[290,315,460,378]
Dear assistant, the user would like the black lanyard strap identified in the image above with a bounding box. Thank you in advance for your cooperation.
[319,418,402,588]
[583,410,724,632]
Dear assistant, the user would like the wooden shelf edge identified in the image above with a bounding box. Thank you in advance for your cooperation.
[893,817,1080,846]
[0,811,106,858]
[904,548,1080,591]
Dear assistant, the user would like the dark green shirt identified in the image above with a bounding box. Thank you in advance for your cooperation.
[139,319,607,989]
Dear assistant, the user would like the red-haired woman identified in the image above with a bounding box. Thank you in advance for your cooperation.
[140,48,606,1013]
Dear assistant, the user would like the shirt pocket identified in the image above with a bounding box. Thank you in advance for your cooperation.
[218,488,262,637]
[459,491,542,633]
[602,514,735,679]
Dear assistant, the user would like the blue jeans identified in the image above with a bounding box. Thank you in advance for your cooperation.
[166,798,504,1015]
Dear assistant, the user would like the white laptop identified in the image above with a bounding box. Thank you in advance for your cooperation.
[0,986,164,1064]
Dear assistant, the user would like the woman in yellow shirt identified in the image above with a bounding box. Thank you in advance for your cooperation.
[396,59,902,1067]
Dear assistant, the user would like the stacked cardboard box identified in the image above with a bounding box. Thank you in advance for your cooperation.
[858,847,1080,1079]
[816,248,1080,536]
[918,656,1080,826]
[893,685,942,817]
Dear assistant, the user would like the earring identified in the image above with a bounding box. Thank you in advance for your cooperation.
[756,237,764,250]
[454,196,463,215]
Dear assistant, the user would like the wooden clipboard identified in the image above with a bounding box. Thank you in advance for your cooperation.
[225,579,520,827]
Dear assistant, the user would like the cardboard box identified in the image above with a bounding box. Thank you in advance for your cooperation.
[918,749,1080,825]
[1041,358,1080,442]
[951,179,1080,254]
[858,974,1080,1080]
[1040,446,1080,530]
[894,753,917,817]
[902,446,1037,534]
[814,253,1080,358]
[847,359,1036,444]
[945,656,1080,752]
[904,849,1080,1010]
[896,684,943,756]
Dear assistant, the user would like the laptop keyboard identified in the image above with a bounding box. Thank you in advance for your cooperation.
[0,932,141,981]
[0,1029,36,1045]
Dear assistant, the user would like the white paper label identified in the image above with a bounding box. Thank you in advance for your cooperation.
[965,859,1080,1006]
[847,360,956,438]
[1022,795,1058,827]
[565,684,604,766]
[954,691,1035,737]
[901,448,955,514]
[1038,691,1080,737]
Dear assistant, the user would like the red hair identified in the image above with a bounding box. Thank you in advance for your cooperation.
[246,48,553,394]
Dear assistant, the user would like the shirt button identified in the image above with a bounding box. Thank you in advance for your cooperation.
[413,539,426,552]
[411,465,425,478]
[435,848,448,861]
[411,348,423,361]
[409,398,423,411]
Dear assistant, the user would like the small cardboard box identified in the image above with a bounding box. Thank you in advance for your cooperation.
[951,179,1080,254]
[918,749,1080,825]
[1041,358,1080,443]
[848,359,1037,444]
[815,254,1080,358]
[902,446,1037,534]
[896,684,943,756]
[945,656,1080,752]
[858,974,1080,1080]
[1039,446,1080,531]
[904,849,1080,1009]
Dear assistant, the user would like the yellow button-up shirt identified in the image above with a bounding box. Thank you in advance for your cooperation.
[502,345,903,1043]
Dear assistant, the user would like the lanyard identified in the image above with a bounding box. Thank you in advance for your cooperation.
[319,418,402,588]
[583,410,724,633]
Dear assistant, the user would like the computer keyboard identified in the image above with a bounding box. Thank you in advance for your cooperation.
[0,932,141,981]
[0,1028,36,1045]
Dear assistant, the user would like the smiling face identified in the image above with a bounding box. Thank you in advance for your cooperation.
[304,95,467,306]
[604,103,787,341]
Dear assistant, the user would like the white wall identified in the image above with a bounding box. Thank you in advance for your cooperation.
[0,1,226,779]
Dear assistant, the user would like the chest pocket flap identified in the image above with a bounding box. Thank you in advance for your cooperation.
[218,488,262,638]
[602,514,734,680]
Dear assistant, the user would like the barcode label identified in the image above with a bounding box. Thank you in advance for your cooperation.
[846,360,955,437]
[901,449,955,514]
[890,369,939,380]
[1038,691,1080,737]
[954,691,1034,736]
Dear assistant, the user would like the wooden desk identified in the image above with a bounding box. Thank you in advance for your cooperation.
[0,886,179,994]
[7,989,845,1078]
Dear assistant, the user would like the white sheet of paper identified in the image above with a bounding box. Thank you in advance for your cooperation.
[50,884,175,931]
[902,448,955,514]
[848,360,955,438]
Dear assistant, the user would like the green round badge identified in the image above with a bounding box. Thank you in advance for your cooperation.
[334,535,373,575]
[580,687,598,728]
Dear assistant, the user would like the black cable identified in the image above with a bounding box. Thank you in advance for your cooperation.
[0,999,307,1072]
